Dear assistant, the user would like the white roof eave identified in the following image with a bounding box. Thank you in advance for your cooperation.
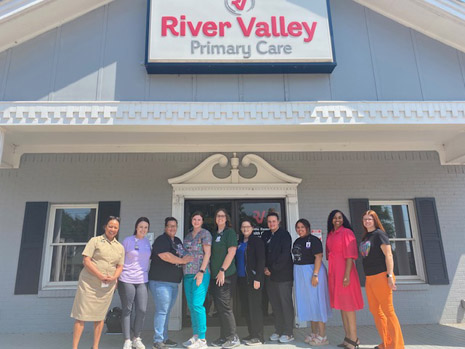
[353,0,465,52]
[0,0,115,53]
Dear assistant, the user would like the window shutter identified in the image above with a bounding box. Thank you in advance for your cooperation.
[415,198,449,285]
[15,202,48,295]
[348,199,369,286]
[97,201,121,236]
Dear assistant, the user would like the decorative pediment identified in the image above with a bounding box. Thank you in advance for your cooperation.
[168,153,302,185]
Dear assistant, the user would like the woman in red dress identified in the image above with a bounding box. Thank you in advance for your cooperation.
[326,210,364,349]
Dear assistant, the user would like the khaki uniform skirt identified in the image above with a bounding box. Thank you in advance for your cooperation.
[71,235,124,321]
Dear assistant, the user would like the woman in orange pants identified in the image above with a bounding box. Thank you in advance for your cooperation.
[359,210,404,349]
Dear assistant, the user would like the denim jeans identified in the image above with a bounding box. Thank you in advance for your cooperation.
[149,280,179,343]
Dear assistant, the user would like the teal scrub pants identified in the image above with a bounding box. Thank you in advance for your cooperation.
[183,271,210,339]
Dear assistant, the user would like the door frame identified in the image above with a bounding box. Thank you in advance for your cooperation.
[167,153,302,330]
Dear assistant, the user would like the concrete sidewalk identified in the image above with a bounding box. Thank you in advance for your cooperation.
[2,324,464,349]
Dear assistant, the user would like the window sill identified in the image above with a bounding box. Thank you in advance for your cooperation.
[395,281,429,292]
[38,287,77,298]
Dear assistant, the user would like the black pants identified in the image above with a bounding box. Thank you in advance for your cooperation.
[212,274,237,339]
[267,280,294,336]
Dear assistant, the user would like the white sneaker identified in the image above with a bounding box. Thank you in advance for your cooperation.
[188,339,208,349]
[279,335,294,343]
[269,333,280,341]
[183,335,198,347]
[132,337,146,349]
[123,339,132,349]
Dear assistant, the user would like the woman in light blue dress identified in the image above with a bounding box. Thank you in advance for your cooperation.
[293,218,332,346]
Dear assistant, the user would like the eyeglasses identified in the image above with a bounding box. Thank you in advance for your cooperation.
[241,226,253,229]
[216,214,226,218]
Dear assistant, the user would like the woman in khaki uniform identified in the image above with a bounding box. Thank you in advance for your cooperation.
[71,216,125,349]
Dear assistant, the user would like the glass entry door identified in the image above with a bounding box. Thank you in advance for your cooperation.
[182,198,286,327]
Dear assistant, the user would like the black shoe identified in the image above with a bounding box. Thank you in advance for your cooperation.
[211,338,226,347]
[153,343,166,349]
[222,336,240,349]
[244,338,263,346]
[164,339,177,347]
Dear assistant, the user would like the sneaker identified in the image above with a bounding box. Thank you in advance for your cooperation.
[279,335,294,343]
[183,336,198,347]
[123,339,132,349]
[133,338,146,349]
[309,335,329,346]
[241,335,253,343]
[244,338,262,346]
[188,339,208,349]
[269,333,280,341]
[222,335,240,349]
[211,338,226,347]
[153,343,166,349]
[164,339,177,347]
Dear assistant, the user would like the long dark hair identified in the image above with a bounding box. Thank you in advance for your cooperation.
[133,217,150,235]
[327,210,353,234]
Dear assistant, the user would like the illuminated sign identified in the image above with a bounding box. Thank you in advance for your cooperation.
[145,0,336,74]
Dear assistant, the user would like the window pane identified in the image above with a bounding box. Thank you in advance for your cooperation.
[52,208,96,243]
[370,205,413,239]
[49,245,85,282]
[238,201,283,238]
[392,241,417,276]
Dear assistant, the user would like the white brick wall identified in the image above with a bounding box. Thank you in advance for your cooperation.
[0,151,463,333]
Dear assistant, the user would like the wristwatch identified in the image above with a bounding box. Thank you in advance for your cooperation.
[199,269,205,274]
[219,267,225,272]
[387,274,393,278]
[312,274,318,278]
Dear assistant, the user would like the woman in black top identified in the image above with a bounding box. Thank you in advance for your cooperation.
[236,219,266,345]
[292,219,331,346]
[359,210,404,349]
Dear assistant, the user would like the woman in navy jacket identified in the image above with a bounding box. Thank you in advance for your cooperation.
[236,218,266,345]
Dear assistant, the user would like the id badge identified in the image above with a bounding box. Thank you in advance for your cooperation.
[306,241,311,249]
[101,282,109,288]
[215,235,221,243]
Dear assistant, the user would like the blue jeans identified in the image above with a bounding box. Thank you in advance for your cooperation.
[149,280,179,343]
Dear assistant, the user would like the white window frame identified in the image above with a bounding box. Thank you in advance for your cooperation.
[369,200,425,283]
[42,203,99,289]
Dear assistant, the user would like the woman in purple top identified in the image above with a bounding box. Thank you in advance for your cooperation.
[118,217,152,349]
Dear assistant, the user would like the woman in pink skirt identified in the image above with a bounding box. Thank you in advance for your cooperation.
[326,210,364,349]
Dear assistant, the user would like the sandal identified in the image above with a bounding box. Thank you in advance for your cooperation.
[337,338,347,347]
[305,333,316,344]
[344,337,360,349]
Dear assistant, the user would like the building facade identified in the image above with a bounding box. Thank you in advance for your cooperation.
[0,0,464,333]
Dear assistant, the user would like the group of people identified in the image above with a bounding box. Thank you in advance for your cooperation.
[70,208,405,349]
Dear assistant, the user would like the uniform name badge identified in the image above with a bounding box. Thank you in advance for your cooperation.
[306,241,311,249]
